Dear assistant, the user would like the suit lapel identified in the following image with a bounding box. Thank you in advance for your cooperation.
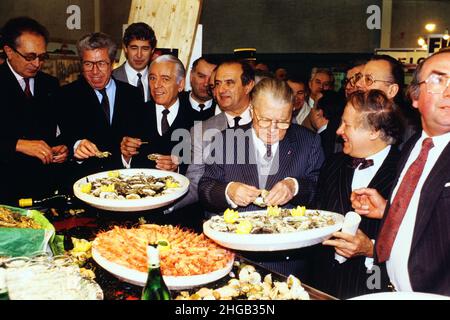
[241,128,259,188]
[411,142,450,251]
[266,129,295,189]
[339,156,354,213]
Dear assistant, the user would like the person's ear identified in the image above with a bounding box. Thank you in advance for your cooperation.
[244,80,255,95]
[387,83,399,99]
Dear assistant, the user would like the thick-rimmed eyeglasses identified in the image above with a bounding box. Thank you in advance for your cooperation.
[418,73,450,94]
[351,72,394,87]
[82,60,110,71]
[12,46,49,62]
[252,109,290,130]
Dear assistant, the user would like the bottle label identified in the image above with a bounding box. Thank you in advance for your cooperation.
[147,246,160,266]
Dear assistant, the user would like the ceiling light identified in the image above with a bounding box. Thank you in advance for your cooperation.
[425,23,436,32]
[418,37,425,46]
[444,29,449,41]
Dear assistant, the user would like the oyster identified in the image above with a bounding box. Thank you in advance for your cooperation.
[147,153,160,161]
[253,189,270,207]
[95,151,111,158]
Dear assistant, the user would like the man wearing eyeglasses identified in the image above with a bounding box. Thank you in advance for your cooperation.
[350,49,450,296]
[0,17,69,204]
[354,55,421,149]
[198,78,324,276]
[56,32,144,180]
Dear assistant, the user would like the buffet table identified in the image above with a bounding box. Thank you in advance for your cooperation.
[13,198,337,301]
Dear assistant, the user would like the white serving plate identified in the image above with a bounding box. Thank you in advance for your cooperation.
[91,245,234,290]
[73,168,189,212]
[203,209,344,251]
[349,292,450,300]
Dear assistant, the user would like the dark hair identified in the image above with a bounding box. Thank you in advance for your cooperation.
[369,55,405,104]
[217,59,255,86]
[191,56,219,70]
[348,89,403,145]
[316,90,346,121]
[77,32,117,62]
[1,16,49,48]
[345,59,367,74]
[123,22,157,49]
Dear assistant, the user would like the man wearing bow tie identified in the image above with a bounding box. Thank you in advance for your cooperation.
[351,49,450,296]
[311,89,403,299]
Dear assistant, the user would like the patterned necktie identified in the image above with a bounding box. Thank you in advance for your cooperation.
[161,109,170,135]
[349,157,374,170]
[23,78,32,98]
[198,103,205,112]
[136,72,145,101]
[376,138,435,263]
[99,88,110,124]
[265,144,272,159]
[233,116,241,129]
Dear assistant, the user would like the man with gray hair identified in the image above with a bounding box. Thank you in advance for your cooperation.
[119,54,194,174]
[56,32,144,180]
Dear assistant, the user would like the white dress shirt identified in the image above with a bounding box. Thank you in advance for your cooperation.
[155,99,180,136]
[387,131,450,291]
[189,93,213,112]
[350,145,391,269]
[7,60,35,95]
[223,107,252,128]
[293,101,312,125]
[124,61,149,101]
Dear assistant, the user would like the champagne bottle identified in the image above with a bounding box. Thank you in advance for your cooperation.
[18,194,72,208]
[141,246,171,300]
[0,269,10,300]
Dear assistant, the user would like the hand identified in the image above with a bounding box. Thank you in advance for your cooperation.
[155,154,179,172]
[74,139,100,159]
[322,229,374,258]
[16,139,53,164]
[51,145,69,163]
[120,137,144,162]
[265,179,296,206]
[227,182,261,207]
[351,188,387,219]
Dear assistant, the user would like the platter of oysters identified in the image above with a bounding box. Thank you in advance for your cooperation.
[73,169,189,212]
[203,207,344,251]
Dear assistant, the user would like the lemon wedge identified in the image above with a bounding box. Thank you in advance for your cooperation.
[291,206,306,217]
[224,208,239,223]
[107,170,120,178]
[267,206,281,217]
[100,183,115,192]
[156,239,171,251]
[236,220,253,234]
[165,180,180,188]
[80,182,92,193]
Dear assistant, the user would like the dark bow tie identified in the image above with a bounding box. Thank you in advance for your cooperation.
[349,157,374,170]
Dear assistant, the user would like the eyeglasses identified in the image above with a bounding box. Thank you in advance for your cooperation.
[12,46,49,62]
[351,72,394,87]
[82,60,110,71]
[418,73,450,94]
[252,109,291,130]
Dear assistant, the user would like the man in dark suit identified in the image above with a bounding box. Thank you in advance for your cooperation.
[180,56,218,121]
[198,78,324,277]
[351,50,450,296]
[120,54,194,174]
[56,32,144,181]
[311,90,403,299]
[112,22,156,102]
[0,17,68,204]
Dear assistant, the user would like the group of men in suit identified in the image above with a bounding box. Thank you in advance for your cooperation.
[1,15,449,299]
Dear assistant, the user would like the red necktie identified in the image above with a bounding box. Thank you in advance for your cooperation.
[23,78,32,98]
[376,138,434,262]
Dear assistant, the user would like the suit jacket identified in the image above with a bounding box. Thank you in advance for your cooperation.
[56,76,144,181]
[179,91,217,122]
[124,98,195,174]
[112,63,128,84]
[377,134,450,295]
[312,147,400,299]
[0,63,61,203]
[198,123,324,277]
[172,112,228,210]
[199,123,325,214]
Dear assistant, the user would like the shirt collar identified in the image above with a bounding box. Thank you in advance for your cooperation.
[189,92,213,110]
[224,106,252,127]
[366,145,391,163]
[124,60,148,77]
[420,130,450,149]
[251,127,279,157]
[7,59,35,85]
[156,98,180,115]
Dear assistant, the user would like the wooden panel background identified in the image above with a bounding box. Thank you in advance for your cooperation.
[119,0,202,68]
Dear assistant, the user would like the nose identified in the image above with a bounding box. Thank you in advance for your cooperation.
[31,58,41,68]
[336,122,344,136]
[137,48,143,58]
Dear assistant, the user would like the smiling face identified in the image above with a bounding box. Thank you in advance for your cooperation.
[4,32,46,78]
[149,61,184,108]
[287,80,306,111]
[214,63,253,115]
[81,48,113,90]
[309,72,333,100]
[336,102,374,158]
[412,52,450,136]
[124,39,153,71]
